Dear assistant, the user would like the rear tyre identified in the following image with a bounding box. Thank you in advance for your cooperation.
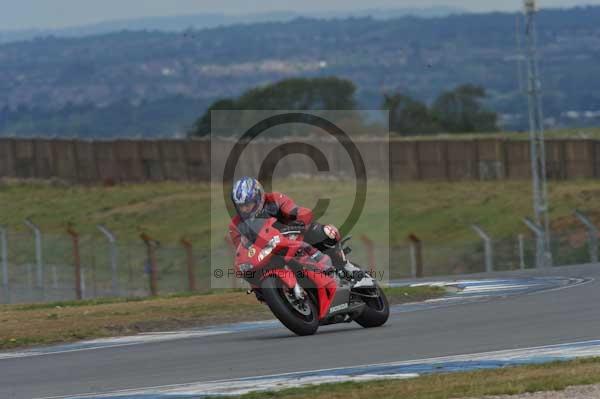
[354,283,390,328]
[261,277,319,336]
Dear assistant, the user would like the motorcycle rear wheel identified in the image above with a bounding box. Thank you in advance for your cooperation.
[261,277,319,336]
[354,283,390,328]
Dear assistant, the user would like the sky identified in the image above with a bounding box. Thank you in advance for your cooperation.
[1,0,600,31]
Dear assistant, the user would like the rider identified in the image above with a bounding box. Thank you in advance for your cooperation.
[228,177,349,275]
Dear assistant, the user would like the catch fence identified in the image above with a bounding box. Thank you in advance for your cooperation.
[0,229,212,304]
[0,218,598,304]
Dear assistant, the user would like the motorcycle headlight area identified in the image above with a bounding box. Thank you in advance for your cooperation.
[258,235,281,262]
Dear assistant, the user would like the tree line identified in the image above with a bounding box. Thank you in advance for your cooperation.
[190,77,498,136]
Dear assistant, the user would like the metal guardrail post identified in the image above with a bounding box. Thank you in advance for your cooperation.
[67,226,82,300]
[471,224,494,273]
[80,267,86,299]
[574,210,599,264]
[98,225,119,296]
[52,266,58,289]
[141,233,159,296]
[408,234,423,278]
[24,218,44,297]
[523,218,552,268]
[0,226,9,303]
[180,239,197,292]
[27,264,33,295]
[518,234,526,270]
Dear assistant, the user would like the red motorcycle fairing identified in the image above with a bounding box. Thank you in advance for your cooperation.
[302,270,337,320]
[234,217,338,320]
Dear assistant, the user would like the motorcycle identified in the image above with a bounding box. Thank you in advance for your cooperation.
[234,217,389,336]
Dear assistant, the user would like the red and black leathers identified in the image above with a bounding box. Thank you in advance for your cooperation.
[228,192,343,271]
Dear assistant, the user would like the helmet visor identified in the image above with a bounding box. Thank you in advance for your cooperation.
[235,195,264,219]
[238,202,258,215]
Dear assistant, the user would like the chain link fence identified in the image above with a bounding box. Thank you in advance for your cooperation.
[389,227,598,278]
[0,230,212,304]
[0,221,598,304]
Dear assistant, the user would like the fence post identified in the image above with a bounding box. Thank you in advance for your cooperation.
[141,233,159,296]
[408,234,424,278]
[180,239,197,292]
[27,264,33,296]
[24,218,44,298]
[574,210,599,264]
[67,226,82,300]
[471,224,494,273]
[52,266,58,289]
[98,225,119,296]
[81,267,86,299]
[518,234,526,270]
[0,226,9,303]
[523,218,552,268]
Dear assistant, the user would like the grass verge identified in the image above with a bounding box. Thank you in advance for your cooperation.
[2,179,600,245]
[0,286,444,350]
[224,357,600,399]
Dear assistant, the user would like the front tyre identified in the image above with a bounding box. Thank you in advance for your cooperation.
[261,277,319,336]
[354,283,390,328]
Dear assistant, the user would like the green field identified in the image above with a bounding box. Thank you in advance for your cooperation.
[0,177,596,284]
[0,178,599,246]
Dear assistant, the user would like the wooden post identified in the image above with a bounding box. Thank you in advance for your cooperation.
[67,226,82,300]
[141,233,159,296]
[180,239,197,292]
[408,234,424,278]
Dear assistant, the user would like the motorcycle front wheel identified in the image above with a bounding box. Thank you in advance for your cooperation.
[261,276,319,336]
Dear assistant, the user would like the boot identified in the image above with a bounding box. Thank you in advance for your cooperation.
[324,243,347,270]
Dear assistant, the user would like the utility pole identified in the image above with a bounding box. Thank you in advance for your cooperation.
[523,0,552,268]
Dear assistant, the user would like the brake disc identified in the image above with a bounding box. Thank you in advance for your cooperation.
[285,291,312,316]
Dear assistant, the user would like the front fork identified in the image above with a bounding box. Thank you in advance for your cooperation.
[293,283,305,300]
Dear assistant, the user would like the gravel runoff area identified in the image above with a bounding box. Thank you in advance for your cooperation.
[475,384,600,399]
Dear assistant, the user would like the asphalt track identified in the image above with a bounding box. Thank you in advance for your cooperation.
[2,263,600,399]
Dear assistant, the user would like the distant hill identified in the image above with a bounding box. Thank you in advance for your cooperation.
[0,7,466,44]
[1,6,599,137]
